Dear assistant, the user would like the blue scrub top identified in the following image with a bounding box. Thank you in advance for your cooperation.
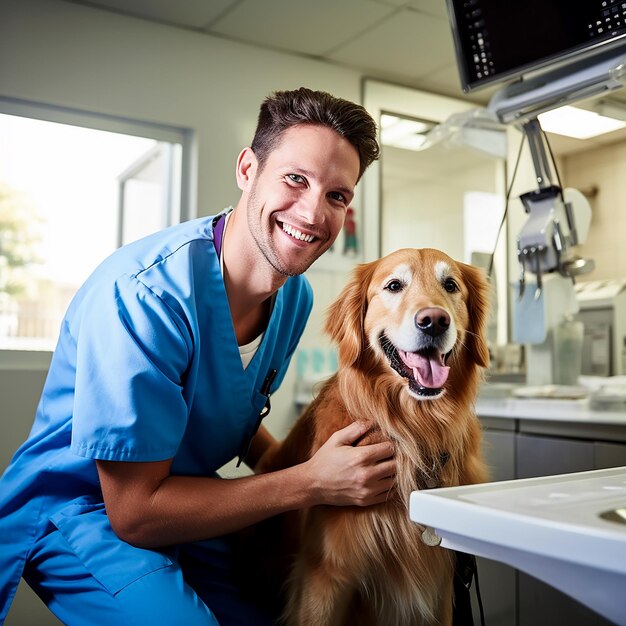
[0,213,313,617]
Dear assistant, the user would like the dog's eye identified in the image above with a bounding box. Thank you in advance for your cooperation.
[385,279,404,293]
[444,278,458,293]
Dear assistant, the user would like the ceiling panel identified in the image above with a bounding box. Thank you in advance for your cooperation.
[372,0,409,7]
[209,0,395,57]
[328,10,454,81]
[407,0,450,20]
[417,62,465,98]
[75,0,239,29]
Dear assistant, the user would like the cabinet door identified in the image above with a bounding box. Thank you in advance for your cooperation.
[518,573,612,626]
[516,434,612,626]
[595,441,626,469]
[476,430,517,626]
[482,430,516,482]
[516,433,594,479]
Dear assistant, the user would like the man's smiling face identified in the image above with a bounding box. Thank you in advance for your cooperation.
[245,123,360,277]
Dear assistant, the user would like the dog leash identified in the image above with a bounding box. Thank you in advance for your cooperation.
[453,552,485,626]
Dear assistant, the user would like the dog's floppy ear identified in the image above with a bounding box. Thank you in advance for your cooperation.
[324,260,376,368]
[459,262,491,368]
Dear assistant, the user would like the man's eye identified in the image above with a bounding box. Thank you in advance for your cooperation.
[328,191,346,203]
[287,174,305,184]
[444,278,458,293]
[385,280,403,293]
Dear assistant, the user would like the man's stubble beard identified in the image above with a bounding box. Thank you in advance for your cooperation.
[246,187,332,277]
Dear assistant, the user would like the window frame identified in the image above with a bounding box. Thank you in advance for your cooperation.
[0,96,194,363]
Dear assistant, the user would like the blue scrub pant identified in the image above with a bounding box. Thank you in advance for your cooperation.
[22,525,276,626]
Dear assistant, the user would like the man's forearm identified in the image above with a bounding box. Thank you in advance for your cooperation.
[103,462,317,549]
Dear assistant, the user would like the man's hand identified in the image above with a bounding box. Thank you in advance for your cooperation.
[305,421,395,507]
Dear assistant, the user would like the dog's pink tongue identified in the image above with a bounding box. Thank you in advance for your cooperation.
[400,350,449,389]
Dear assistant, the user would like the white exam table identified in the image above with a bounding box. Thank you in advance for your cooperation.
[410,467,626,625]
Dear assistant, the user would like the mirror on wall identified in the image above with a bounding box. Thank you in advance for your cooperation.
[380,113,506,352]
[379,112,504,258]
[363,80,509,359]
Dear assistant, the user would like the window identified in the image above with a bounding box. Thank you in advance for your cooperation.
[0,100,189,351]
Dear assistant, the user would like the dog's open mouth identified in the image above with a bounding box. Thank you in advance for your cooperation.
[381,334,450,398]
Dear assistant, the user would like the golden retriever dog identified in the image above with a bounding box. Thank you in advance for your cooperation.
[260,248,490,626]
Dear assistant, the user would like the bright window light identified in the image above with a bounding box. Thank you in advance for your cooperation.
[0,113,183,351]
[538,105,626,139]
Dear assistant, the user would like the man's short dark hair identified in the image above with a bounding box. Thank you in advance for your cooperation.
[251,87,380,181]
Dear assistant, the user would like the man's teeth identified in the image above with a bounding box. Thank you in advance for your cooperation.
[282,223,315,243]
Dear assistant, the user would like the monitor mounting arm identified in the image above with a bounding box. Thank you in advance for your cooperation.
[515,118,583,300]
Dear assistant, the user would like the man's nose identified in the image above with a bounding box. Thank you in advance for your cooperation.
[295,191,326,224]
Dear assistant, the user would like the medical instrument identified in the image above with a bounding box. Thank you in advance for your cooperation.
[237,368,277,466]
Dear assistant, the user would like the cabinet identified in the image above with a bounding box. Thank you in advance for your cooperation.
[477,416,626,626]
[475,426,517,626]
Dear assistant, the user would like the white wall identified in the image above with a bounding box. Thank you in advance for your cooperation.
[0,358,49,471]
[562,140,626,280]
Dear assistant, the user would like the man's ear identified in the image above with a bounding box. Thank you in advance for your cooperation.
[236,147,257,193]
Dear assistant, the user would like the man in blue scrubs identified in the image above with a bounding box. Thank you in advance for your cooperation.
[0,88,395,625]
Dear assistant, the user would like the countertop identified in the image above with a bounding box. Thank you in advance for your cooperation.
[477,378,626,425]
[476,395,626,425]
[410,467,626,625]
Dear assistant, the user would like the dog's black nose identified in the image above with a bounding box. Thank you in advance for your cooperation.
[415,307,450,337]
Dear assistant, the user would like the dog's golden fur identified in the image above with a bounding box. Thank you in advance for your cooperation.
[261,248,490,626]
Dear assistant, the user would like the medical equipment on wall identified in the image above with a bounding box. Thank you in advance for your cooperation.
[487,50,626,385]
[575,278,626,377]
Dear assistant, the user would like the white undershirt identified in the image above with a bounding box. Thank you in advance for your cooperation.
[238,333,264,369]
[218,210,264,369]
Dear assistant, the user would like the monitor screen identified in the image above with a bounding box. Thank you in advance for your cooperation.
[447,0,626,92]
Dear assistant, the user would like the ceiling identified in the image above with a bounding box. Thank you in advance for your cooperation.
[62,0,484,103]
[61,0,626,156]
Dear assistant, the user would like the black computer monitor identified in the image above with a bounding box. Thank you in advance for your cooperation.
[447,0,626,92]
